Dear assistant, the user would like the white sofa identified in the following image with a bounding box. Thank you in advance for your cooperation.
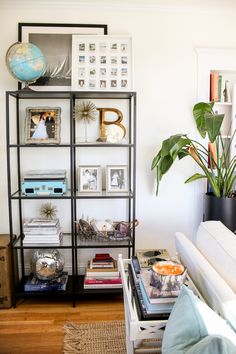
[175,220,236,332]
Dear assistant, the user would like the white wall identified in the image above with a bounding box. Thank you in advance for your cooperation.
[1,0,236,255]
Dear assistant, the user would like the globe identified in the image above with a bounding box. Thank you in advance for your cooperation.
[6,42,46,85]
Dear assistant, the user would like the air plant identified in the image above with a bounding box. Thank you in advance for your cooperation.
[40,202,58,219]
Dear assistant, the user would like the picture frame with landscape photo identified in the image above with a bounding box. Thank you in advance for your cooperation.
[18,23,108,90]
[106,165,128,193]
[79,165,102,193]
[71,35,132,91]
[25,107,61,144]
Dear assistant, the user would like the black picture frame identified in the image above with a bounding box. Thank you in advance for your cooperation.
[18,23,108,90]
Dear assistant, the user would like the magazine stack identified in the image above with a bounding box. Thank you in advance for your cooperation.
[84,253,122,289]
[24,272,69,292]
[23,218,62,245]
[129,250,182,320]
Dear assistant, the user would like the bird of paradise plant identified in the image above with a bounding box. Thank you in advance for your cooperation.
[151,102,236,198]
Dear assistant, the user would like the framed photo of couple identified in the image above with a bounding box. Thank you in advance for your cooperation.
[24,107,61,144]
[79,165,102,193]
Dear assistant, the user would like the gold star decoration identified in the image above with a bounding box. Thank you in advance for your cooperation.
[40,203,58,219]
[75,101,98,122]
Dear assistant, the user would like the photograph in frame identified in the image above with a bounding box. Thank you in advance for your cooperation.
[106,165,128,193]
[79,165,102,193]
[71,35,132,91]
[25,107,61,144]
[18,23,108,90]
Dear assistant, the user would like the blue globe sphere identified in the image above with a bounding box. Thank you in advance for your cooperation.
[6,42,46,84]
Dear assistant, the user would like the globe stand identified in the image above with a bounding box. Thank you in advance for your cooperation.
[17,81,36,93]
[22,81,35,91]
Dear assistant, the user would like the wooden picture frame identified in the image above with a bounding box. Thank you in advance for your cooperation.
[106,165,128,193]
[79,165,102,193]
[25,107,61,144]
[18,23,108,90]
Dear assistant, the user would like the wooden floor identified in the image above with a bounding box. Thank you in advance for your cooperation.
[0,295,124,354]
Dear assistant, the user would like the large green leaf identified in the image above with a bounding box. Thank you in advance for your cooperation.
[193,102,213,138]
[161,134,184,157]
[160,155,173,174]
[151,150,161,170]
[161,134,190,158]
[205,112,224,142]
[184,173,206,183]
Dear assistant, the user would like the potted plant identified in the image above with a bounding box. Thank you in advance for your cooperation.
[151,102,236,231]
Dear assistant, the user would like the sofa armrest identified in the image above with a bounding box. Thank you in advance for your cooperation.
[195,221,236,293]
[175,231,236,331]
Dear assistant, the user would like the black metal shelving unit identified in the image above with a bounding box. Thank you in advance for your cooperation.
[6,90,136,307]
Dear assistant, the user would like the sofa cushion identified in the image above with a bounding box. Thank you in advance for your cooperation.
[195,221,236,293]
[175,231,236,331]
[162,286,236,354]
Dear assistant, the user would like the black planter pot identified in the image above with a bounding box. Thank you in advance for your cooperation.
[204,193,236,233]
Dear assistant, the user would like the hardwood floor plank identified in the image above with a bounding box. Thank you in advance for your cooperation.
[0,296,124,353]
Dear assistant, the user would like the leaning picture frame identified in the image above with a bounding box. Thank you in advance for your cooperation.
[79,165,102,193]
[71,35,132,91]
[106,165,128,193]
[18,23,108,90]
[25,107,61,144]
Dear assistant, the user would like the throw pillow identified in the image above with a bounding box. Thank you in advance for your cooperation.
[187,335,236,354]
[162,285,236,354]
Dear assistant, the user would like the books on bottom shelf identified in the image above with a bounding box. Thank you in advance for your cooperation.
[84,277,122,289]
[84,254,122,289]
[24,272,69,292]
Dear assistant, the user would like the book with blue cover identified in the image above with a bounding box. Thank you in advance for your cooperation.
[24,272,68,292]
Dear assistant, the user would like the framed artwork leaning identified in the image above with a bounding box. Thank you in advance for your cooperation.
[18,23,108,90]
[71,35,132,91]
[106,165,128,193]
[78,165,102,193]
[24,107,61,144]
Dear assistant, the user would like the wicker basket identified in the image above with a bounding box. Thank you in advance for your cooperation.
[76,219,138,242]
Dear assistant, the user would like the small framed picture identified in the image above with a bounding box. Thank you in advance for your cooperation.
[79,165,102,193]
[106,165,128,193]
[25,107,61,144]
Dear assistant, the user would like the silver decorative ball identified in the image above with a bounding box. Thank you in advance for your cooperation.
[31,249,64,280]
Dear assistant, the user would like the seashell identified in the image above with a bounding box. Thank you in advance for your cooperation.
[91,220,114,232]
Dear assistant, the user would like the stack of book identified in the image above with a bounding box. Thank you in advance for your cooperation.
[84,253,122,289]
[129,253,177,320]
[24,271,69,292]
[210,71,231,103]
[23,218,62,245]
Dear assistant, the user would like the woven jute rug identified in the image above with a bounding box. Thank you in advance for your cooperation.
[63,320,126,354]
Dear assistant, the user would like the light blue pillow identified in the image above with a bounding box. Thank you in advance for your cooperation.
[162,285,236,354]
[187,335,236,354]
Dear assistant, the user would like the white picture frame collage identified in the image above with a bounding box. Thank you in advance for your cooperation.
[79,165,128,193]
[72,35,132,91]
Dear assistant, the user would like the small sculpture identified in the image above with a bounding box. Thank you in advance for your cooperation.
[31,249,64,280]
